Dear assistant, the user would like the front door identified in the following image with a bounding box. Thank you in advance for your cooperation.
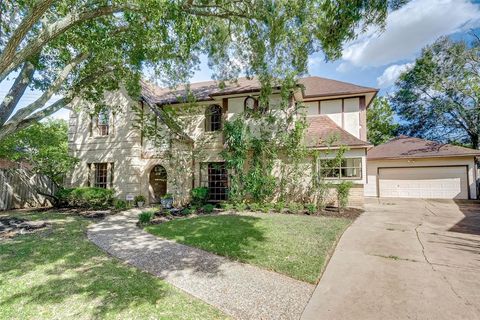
[150,165,167,202]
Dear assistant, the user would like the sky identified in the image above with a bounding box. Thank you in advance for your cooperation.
[1,0,480,122]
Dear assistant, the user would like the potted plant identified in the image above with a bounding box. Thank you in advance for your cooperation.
[161,193,174,209]
[134,195,146,207]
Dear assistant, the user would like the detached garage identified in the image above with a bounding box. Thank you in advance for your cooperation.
[364,136,480,200]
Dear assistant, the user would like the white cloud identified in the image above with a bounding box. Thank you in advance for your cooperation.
[340,0,480,68]
[377,63,413,87]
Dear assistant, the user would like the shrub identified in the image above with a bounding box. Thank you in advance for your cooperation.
[56,187,114,208]
[260,203,273,213]
[191,187,208,205]
[273,201,286,212]
[180,208,192,215]
[287,202,303,214]
[138,211,153,224]
[202,203,215,213]
[248,202,261,212]
[162,193,173,199]
[305,203,317,214]
[114,199,128,210]
[234,202,247,211]
[336,181,354,210]
[134,195,146,204]
[220,202,234,211]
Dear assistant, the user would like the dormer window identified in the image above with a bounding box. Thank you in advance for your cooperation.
[205,104,222,132]
[97,108,109,136]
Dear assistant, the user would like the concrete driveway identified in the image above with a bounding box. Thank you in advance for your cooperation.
[301,198,480,320]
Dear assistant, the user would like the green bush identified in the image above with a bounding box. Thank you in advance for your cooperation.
[220,202,234,211]
[273,201,286,212]
[259,203,273,213]
[138,211,153,224]
[191,187,208,205]
[162,193,173,200]
[202,203,215,213]
[114,199,128,210]
[181,207,193,215]
[234,202,247,211]
[305,203,317,214]
[248,202,261,212]
[287,202,303,214]
[134,195,146,204]
[56,187,114,208]
[336,181,354,210]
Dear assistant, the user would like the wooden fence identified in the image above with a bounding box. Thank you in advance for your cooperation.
[0,169,57,211]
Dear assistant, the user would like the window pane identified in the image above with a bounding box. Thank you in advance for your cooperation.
[95,163,108,188]
[98,109,109,136]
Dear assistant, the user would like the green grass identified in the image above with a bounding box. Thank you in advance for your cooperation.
[0,211,228,320]
[145,213,352,283]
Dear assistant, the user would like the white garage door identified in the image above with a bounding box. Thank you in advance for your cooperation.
[379,166,468,199]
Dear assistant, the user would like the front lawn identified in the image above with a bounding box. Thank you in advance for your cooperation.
[0,210,228,320]
[145,213,352,283]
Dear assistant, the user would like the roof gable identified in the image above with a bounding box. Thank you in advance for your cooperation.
[305,115,371,148]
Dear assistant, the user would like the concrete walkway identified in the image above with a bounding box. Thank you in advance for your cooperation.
[302,198,480,320]
[88,209,314,320]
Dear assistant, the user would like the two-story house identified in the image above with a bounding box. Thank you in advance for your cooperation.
[67,76,378,206]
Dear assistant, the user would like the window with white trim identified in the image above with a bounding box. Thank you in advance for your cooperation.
[318,158,362,179]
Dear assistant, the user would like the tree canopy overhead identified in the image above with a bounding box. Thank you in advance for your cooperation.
[392,36,480,149]
[0,0,392,141]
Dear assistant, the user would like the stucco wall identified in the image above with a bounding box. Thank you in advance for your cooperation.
[364,156,478,199]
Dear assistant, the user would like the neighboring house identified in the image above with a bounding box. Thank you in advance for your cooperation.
[364,136,480,199]
[67,76,378,206]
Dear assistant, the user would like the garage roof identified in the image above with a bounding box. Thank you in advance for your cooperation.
[368,136,480,159]
[305,115,371,148]
[140,76,377,105]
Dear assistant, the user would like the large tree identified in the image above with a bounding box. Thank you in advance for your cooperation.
[367,96,398,145]
[0,118,77,185]
[392,36,480,149]
[0,0,394,141]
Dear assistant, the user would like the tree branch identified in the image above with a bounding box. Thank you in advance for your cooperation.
[0,97,70,141]
[7,52,88,124]
[0,0,54,72]
[0,60,35,126]
[0,3,140,80]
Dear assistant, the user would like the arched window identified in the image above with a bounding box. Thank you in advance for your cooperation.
[205,104,222,132]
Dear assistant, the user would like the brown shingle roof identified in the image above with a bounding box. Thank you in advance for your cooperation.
[368,136,480,160]
[305,115,371,148]
[298,76,377,98]
[141,76,377,105]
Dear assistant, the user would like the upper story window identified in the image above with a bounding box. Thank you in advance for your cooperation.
[318,158,362,180]
[97,109,109,136]
[205,104,222,132]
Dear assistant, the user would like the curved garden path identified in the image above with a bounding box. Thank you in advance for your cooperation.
[87,208,314,320]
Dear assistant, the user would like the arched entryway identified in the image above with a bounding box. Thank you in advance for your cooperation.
[149,165,167,203]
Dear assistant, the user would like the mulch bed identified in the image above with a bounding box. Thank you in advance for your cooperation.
[0,216,49,239]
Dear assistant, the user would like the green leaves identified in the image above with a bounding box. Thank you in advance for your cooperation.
[367,97,398,146]
[392,36,480,148]
[0,119,78,184]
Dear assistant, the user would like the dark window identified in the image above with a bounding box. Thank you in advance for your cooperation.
[319,158,362,179]
[95,163,108,188]
[97,109,109,136]
[205,105,222,132]
[200,162,228,201]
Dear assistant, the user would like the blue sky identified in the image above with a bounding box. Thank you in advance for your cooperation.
[1,0,480,121]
